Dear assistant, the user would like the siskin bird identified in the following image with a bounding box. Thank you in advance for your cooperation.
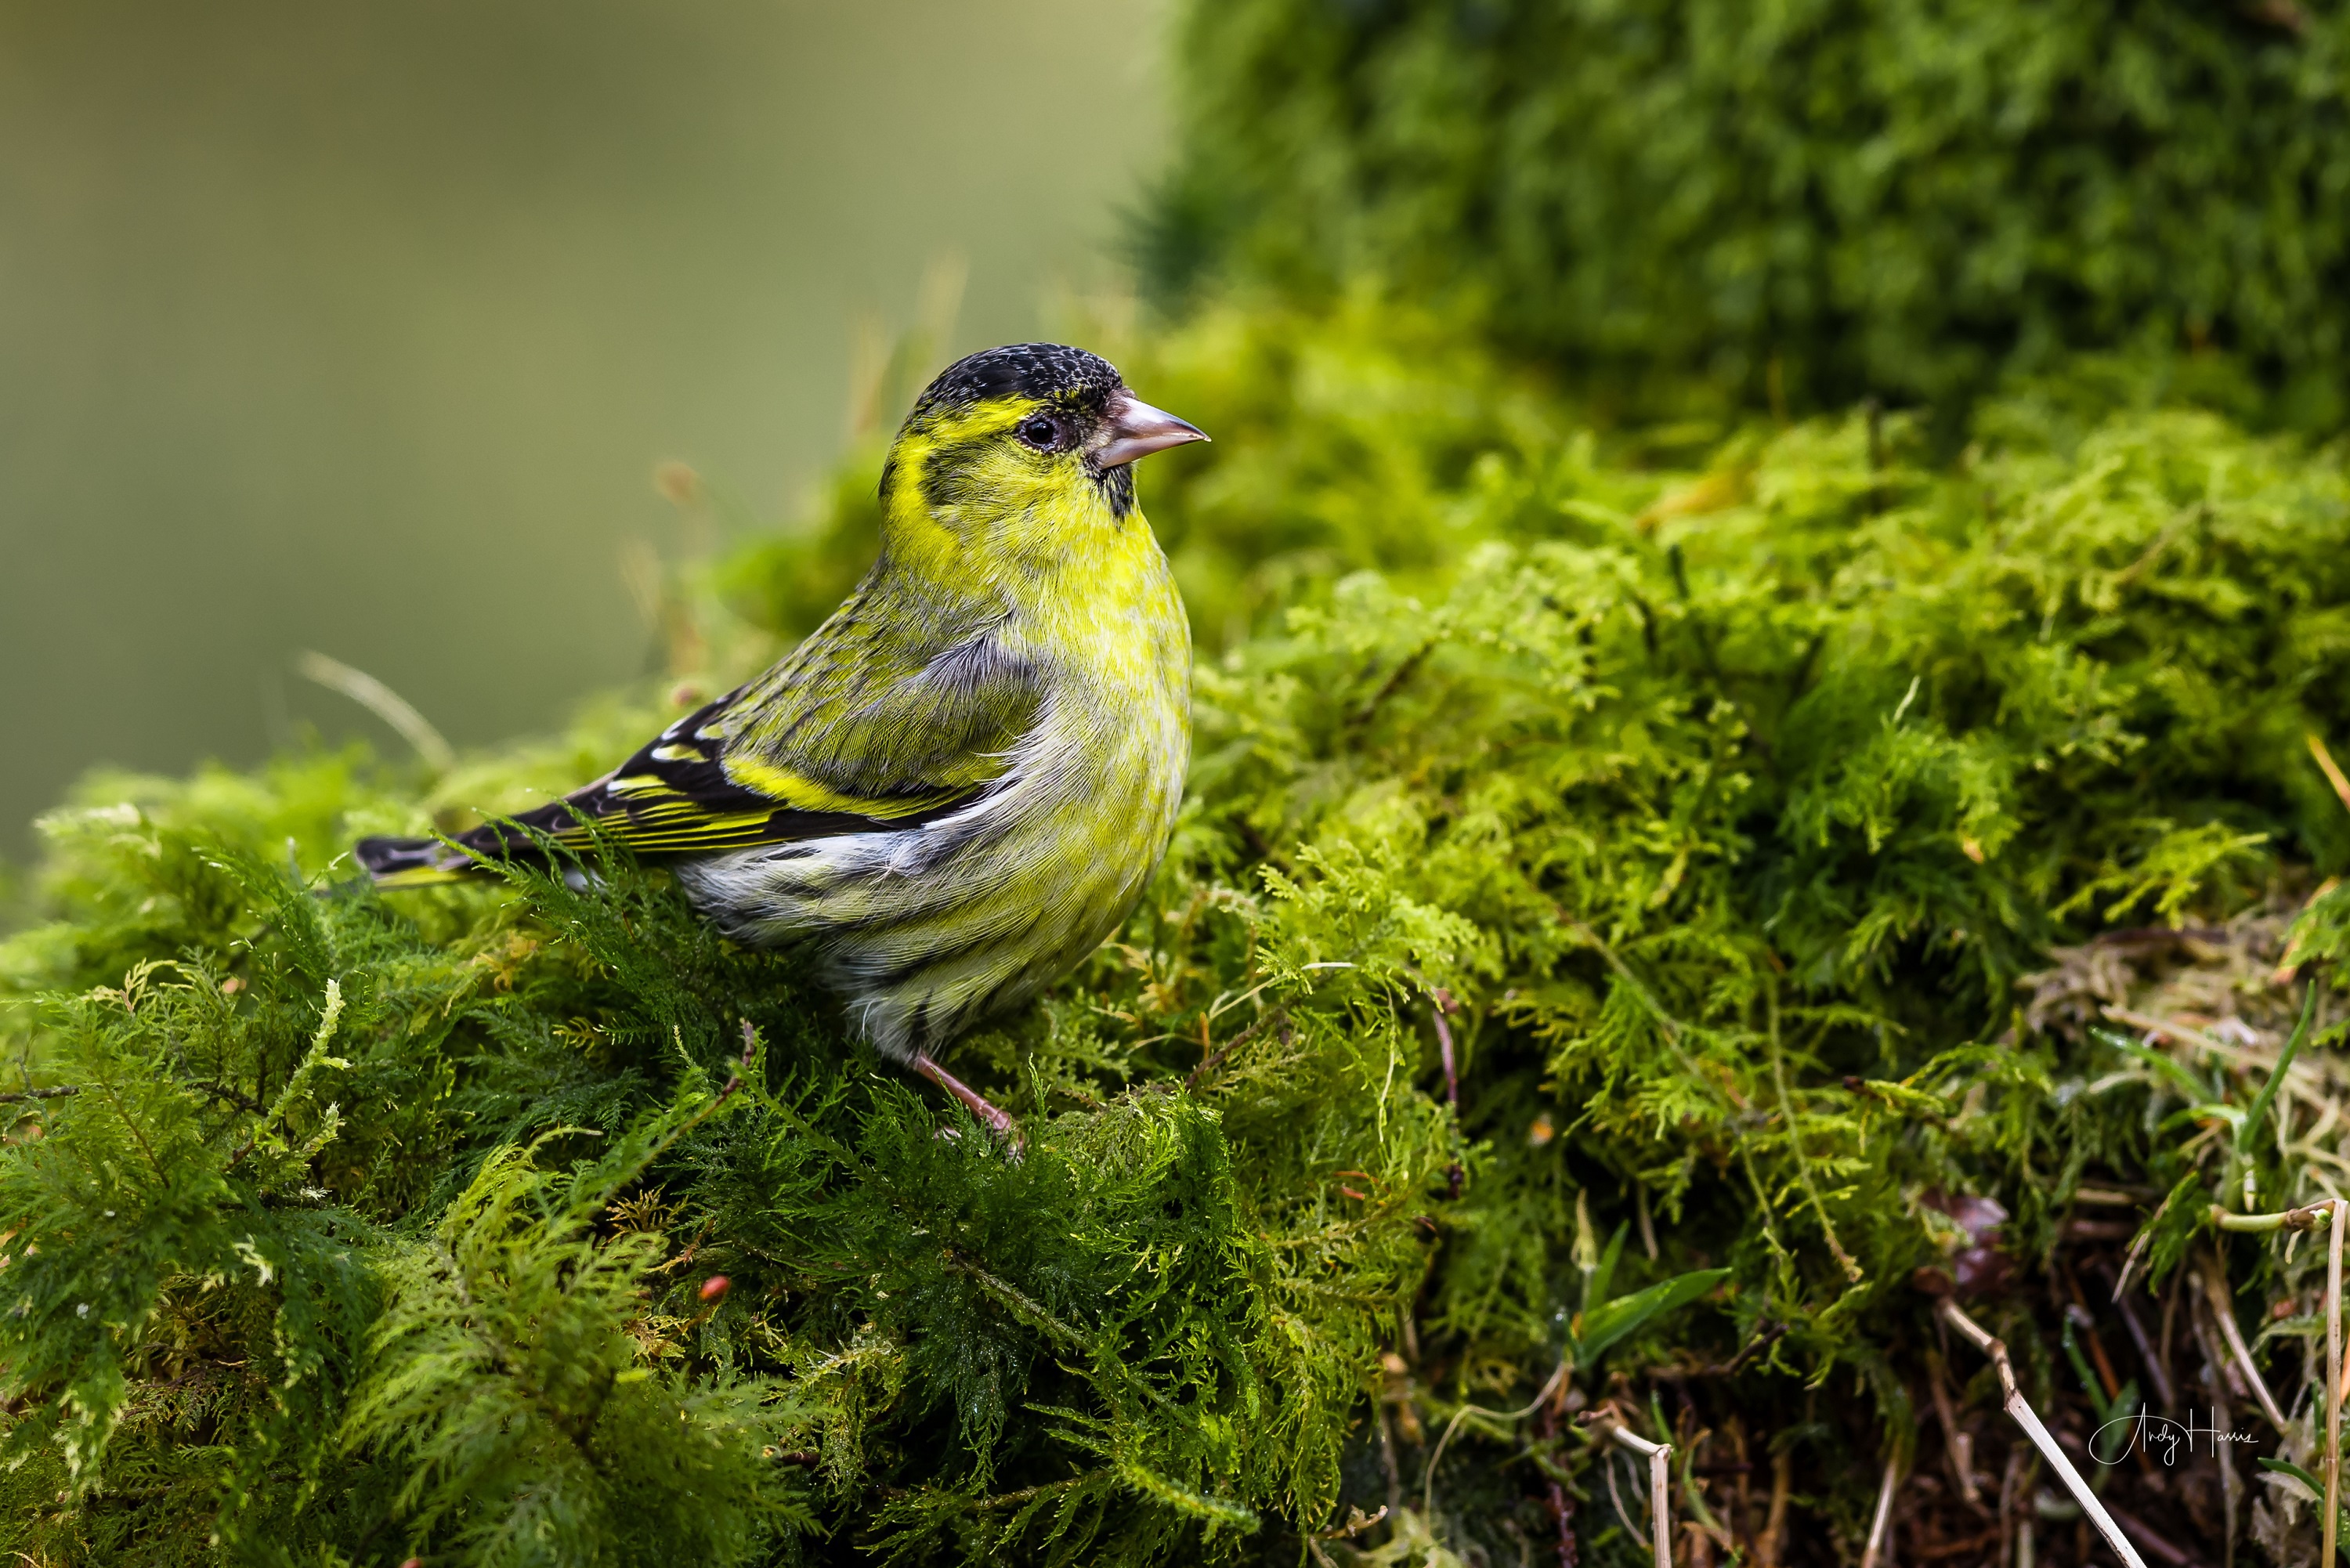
[356,344,1206,1131]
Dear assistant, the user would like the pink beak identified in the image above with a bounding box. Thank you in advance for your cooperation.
[1096,391,1209,468]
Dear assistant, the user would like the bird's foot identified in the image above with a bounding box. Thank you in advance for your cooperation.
[911,1053,1018,1141]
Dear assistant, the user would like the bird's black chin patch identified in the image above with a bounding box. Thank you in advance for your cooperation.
[1094,461,1137,519]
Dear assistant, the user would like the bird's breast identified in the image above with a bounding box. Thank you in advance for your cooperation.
[674,517,1192,1059]
[1021,535,1190,797]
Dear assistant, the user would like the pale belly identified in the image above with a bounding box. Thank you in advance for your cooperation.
[673,680,1188,1060]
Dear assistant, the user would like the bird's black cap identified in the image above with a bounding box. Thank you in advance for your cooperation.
[909,343,1123,423]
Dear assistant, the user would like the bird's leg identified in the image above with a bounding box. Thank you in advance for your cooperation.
[910,1052,1016,1139]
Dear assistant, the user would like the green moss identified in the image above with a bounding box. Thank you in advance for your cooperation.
[5,316,2350,1561]
[1152,0,2350,431]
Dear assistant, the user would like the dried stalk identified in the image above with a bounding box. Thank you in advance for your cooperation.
[1605,1448,1641,1539]
[1927,1348,1980,1505]
[1605,1420,1676,1568]
[1940,1299,2149,1568]
[2311,732,2350,818]
[1420,1358,1570,1522]
[295,649,454,771]
[2327,1197,2345,1568]
[2185,1284,2241,1559]
[1760,1442,1791,1568]
[0,1086,79,1104]
[2203,1254,2288,1432]
[1857,1452,1900,1568]
[1999,1447,2026,1568]
[2112,1291,2176,1413]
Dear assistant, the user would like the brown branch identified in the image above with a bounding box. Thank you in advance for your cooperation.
[1185,1013,1280,1091]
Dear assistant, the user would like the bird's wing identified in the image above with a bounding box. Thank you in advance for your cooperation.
[439,591,1041,866]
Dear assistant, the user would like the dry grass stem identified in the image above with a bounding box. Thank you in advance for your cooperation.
[2328,1197,2345,1568]
[1419,1358,1570,1523]
[295,651,455,773]
[1928,1349,1980,1505]
[2310,732,2350,818]
[1602,1418,1676,1568]
[2202,1255,2289,1432]
[1761,1443,1791,1568]
[1940,1300,2149,1568]
[1858,1452,1900,1568]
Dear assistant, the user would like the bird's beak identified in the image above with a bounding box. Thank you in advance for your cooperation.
[1096,392,1209,468]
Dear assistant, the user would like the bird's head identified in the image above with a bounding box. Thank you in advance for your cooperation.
[878,343,1207,573]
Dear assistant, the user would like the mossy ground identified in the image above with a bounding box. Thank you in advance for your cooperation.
[6,293,2350,1564]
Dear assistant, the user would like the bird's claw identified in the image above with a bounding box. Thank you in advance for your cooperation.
[912,1052,1021,1147]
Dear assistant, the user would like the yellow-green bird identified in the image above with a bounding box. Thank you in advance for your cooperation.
[356,345,1206,1130]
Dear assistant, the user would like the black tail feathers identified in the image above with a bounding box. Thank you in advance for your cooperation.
[356,800,594,887]
[353,835,478,886]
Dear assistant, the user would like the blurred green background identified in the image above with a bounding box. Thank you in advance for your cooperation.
[0,0,1166,857]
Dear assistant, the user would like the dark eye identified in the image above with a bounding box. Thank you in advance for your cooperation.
[1017,415,1061,451]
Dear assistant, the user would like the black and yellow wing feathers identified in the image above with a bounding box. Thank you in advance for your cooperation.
[356,584,1043,886]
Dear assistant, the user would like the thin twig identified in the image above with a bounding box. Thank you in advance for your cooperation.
[1347,639,1435,728]
[296,650,454,771]
[1560,915,1696,1048]
[1185,1013,1274,1092]
[1606,1448,1641,1540]
[1430,997,1459,1109]
[2104,1502,2200,1568]
[0,1086,78,1104]
[1858,1452,1900,1568]
[2114,1185,2178,1301]
[1534,1393,1578,1568]
[2112,1290,2176,1412]
[1760,1443,1791,1568]
[189,1080,266,1115]
[1590,1414,1676,1568]
[1316,1505,1390,1541]
[1376,1401,1403,1525]
[2184,1284,2241,1555]
[2202,1253,2288,1433]
[1998,1447,2024,1568]
[1926,1349,1980,1505]
[1422,1359,1570,1522]
[2113,504,2201,587]
[2327,1197,2345,1568]
[1940,1299,2149,1568]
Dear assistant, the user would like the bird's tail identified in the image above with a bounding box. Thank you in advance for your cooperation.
[353,835,478,889]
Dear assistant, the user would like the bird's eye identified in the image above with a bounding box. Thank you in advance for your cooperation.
[1017,416,1061,451]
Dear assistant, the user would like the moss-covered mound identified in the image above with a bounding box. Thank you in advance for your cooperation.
[1148,0,2350,429]
[6,306,2350,1562]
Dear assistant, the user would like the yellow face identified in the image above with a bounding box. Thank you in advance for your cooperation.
[877,345,1206,582]
[891,394,1108,548]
